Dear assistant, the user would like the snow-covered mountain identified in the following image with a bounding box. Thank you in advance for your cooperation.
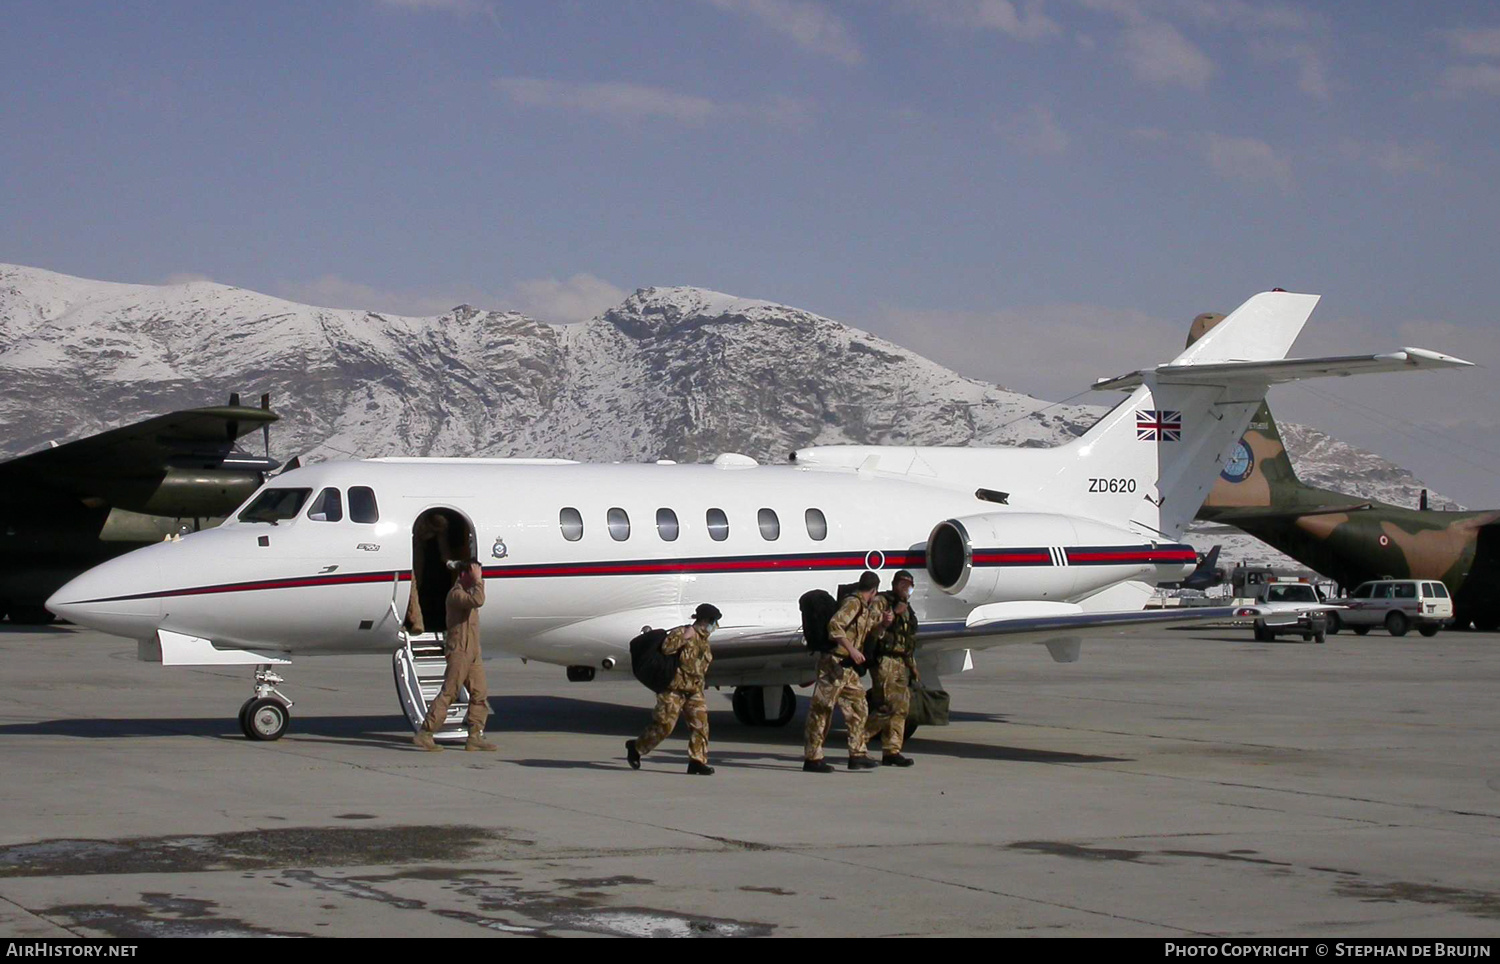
[0,263,1459,572]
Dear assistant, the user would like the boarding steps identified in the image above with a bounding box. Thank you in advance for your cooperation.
[393,631,471,742]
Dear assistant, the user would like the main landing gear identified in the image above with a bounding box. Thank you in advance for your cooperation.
[731,685,797,727]
[238,665,293,741]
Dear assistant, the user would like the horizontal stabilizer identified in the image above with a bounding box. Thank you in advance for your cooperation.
[1094,348,1474,392]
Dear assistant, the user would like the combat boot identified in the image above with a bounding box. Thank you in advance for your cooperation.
[465,726,497,752]
[848,755,879,770]
[803,758,834,773]
[625,739,641,770]
[413,727,442,752]
[882,753,914,767]
[686,760,715,775]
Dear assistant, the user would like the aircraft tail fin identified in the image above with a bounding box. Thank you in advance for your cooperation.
[1201,400,1310,511]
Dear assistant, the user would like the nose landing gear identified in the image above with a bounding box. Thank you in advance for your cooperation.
[238,665,293,741]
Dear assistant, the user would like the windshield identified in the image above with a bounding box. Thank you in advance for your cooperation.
[239,488,312,524]
[1266,585,1315,602]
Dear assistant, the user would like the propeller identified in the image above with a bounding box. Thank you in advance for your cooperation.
[226,391,241,442]
[261,393,271,459]
[1420,489,1429,511]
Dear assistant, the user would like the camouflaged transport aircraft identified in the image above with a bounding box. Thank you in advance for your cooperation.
[1190,314,1500,632]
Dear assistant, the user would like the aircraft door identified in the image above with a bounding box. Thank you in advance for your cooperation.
[406,507,478,636]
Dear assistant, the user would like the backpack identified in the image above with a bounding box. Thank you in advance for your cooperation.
[629,628,678,693]
[799,590,839,652]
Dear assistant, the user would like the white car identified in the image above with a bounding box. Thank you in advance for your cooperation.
[1338,580,1453,637]
[1233,583,1343,643]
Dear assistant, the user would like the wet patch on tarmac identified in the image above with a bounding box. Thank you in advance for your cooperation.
[276,867,776,937]
[0,825,519,878]
[553,875,654,888]
[1009,841,1149,863]
[1335,881,1500,920]
[334,813,377,820]
[44,892,303,938]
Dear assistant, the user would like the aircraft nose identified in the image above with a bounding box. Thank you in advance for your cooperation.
[47,550,166,639]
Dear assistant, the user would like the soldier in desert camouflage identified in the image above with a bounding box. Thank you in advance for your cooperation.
[626,603,721,775]
[864,569,920,766]
[803,571,888,773]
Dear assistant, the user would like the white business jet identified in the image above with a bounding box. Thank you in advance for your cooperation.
[48,291,1471,741]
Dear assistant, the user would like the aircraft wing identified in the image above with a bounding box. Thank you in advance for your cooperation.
[1094,348,1473,392]
[0,404,279,495]
[1201,503,1374,523]
[709,605,1242,662]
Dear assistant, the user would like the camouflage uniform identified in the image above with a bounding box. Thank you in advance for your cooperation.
[803,594,875,761]
[635,624,713,765]
[864,591,920,755]
[423,578,488,731]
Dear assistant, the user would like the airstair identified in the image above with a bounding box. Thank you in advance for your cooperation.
[392,630,471,742]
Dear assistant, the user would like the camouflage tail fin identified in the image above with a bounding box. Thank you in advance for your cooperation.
[1186,313,1309,512]
[1202,401,1308,510]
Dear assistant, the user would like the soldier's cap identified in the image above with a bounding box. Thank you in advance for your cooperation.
[893,569,915,585]
[693,603,723,624]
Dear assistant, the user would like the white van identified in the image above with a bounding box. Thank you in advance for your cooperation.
[1338,580,1453,637]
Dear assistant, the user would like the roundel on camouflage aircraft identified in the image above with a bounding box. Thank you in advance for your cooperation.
[1220,438,1255,484]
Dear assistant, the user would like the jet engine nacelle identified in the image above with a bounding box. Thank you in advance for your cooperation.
[925,512,1190,606]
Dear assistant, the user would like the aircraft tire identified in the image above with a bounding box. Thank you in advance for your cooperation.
[1385,612,1410,637]
[243,698,289,741]
[731,687,765,726]
[768,686,796,726]
[1253,621,1273,642]
[1418,625,1440,637]
[238,699,255,738]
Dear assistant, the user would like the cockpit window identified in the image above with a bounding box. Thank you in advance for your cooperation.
[239,488,312,524]
[308,488,343,522]
[348,486,379,523]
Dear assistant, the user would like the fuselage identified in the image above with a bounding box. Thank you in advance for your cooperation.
[48,457,1197,668]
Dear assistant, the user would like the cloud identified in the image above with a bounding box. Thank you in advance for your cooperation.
[273,273,625,324]
[869,302,1175,400]
[1133,128,1292,187]
[1440,62,1500,96]
[494,77,812,127]
[1119,21,1213,89]
[502,274,628,325]
[1339,139,1442,177]
[1251,38,1330,98]
[999,105,1071,155]
[914,0,1063,42]
[1201,132,1291,185]
[372,0,496,18]
[699,0,863,64]
[1436,26,1500,59]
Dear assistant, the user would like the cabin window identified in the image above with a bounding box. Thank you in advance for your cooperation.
[656,508,679,541]
[607,507,631,541]
[1352,583,1373,598]
[559,507,583,542]
[1392,583,1416,599]
[805,508,828,541]
[1431,583,1450,599]
[758,508,780,541]
[307,488,343,522]
[239,488,312,523]
[706,508,729,542]
[348,486,379,523]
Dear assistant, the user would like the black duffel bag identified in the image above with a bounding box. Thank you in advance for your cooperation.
[629,628,678,693]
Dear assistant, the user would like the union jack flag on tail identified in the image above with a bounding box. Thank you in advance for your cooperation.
[1136,410,1182,442]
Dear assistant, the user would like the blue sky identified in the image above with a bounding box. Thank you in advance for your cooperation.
[4,1,1499,503]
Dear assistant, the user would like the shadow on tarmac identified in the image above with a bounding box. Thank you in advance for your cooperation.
[0,694,1129,764]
